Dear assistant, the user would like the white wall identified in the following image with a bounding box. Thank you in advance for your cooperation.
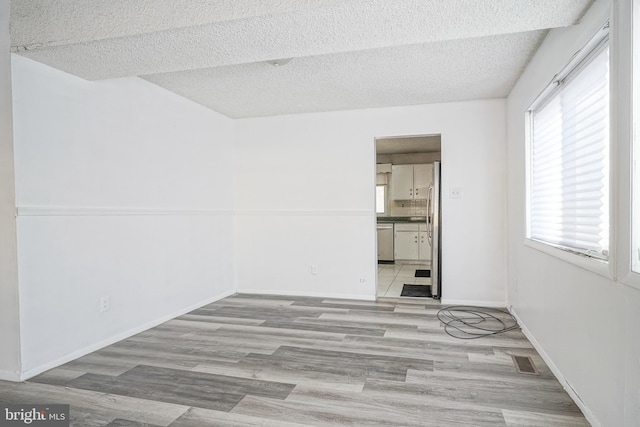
[235,100,507,304]
[0,1,22,381]
[506,0,640,425]
[11,55,236,378]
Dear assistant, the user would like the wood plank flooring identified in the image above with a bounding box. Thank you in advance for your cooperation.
[0,294,590,426]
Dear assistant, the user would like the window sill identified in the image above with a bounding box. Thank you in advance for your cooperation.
[524,238,613,280]
[621,269,640,292]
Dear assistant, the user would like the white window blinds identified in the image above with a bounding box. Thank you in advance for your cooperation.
[528,38,610,260]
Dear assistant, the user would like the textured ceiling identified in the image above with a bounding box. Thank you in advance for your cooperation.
[10,0,594,118]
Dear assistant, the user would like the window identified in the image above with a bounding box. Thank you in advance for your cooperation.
[527,25,610,261]
[376,185,386,214]
[634,1,640,273]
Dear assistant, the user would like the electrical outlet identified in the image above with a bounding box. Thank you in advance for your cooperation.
[311,265,318,275]
[449,187,462,199]
[100,296,110,312]
[359,278,365,283]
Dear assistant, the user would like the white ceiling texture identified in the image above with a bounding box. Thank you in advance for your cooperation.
[10,0,593,119]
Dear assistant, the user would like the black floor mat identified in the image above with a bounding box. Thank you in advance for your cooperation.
[415,269,431,277]
[401,284,433,298]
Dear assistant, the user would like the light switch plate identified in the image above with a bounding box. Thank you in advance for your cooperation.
[449,187,462,199]
[100,296,110,312]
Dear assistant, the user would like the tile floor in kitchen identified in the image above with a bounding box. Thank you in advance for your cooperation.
[377,262,431,297]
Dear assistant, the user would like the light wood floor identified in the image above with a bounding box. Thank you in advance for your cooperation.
[0,294,589,426]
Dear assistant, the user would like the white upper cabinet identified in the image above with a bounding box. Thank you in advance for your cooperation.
[413,164,432,200]
[391,165,414,200]
[391,164,432,200]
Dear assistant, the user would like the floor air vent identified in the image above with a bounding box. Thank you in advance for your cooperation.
[512,355,538,375]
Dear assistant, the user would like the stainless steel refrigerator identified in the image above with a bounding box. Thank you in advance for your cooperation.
[427,161,442,299]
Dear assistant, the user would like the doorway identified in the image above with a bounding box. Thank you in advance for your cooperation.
[374,135,442,299]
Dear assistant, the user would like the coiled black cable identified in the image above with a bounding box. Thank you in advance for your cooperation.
[436,305,520,339]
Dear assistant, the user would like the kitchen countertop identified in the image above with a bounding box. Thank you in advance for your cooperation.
[377,216,426,223]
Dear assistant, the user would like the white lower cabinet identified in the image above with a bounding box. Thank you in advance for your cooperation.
[395,230,419,260]
[418,230,431,261]
[394,223,431,261]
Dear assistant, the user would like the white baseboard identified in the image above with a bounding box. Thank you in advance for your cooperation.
[237,288,376,301]
[509,308,600,427]
[19,289,236,381]
[440,298,507,308]
[0,369,21,382]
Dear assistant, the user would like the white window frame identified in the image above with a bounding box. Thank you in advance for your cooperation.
[621,0,640,290]
[633,0,640,275]
[524,22,614,278]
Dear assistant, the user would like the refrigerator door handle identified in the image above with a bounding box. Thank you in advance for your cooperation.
[427,185,433,244]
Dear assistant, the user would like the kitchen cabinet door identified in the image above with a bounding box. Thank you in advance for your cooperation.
[419,231,431,261]
[391,165,414,200]
[395,231,419,260]
[413,164,432,200]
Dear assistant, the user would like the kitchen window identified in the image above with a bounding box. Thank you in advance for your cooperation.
[526,23,610,263]
[376,185,386,214]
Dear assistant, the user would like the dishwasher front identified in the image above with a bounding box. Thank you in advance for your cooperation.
[376,223,394,262]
